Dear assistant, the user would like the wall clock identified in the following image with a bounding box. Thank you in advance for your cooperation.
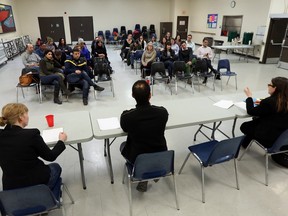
[230,0,236,8]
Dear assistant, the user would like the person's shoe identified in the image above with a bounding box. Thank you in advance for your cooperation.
[202,79,207,84]
[131,64,134,69]
[215,74,221,80]
[136,181,148,192]
[93,84,105,91]
[54,98,62,105]
[187,78,192,85]
[83,98,88,106]
[127,61,131,66]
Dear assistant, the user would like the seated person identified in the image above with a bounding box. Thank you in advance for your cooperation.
[35,42,47,59]
[22,44,41,78]
[127,40,142,69]
[40,50,71,105]
[138,35,146,50]
[57,38,72,56]
[178,41,194,76]
[151,35,161,51]
[120,80,168,192]
[186,34,196,53]
[160,42,177,79]
[120,34,134,61]
[240,77,288,148]
[196,37,220,83]
[46,37,56,53]
[141,42,156,77]
[0,103,67,200]
[171,37,180,56]
[64,48,104,106]
[158,37,167,52]
[53,49,66,69]
[165,32,172,43]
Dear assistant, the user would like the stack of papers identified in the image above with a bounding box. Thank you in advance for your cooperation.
[42,127,63,143]
[97,117,120,130]
[213,100,234,109]
[234,101,246,110]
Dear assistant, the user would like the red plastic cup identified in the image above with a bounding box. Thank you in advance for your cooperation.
[146,79,150,85]
[45,115,54,127]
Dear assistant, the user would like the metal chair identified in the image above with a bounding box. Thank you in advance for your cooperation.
[0,184,60,216]
[173,61,194,94]
[122,150,179,216]
[150,62,172,95]
[16,82,41,103]
[178,136,244,203]
[217,59,237,90]
[238,129,288,186]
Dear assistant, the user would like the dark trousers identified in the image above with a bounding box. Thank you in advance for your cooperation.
[48,163,62,200]
[163,60,173,78]
[40,74,60,96]
[67,72,95,99]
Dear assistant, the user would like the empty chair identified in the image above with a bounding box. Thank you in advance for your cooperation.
[217,59,237,90]
[238,129,288,186]
[173,61,194,94]
[178,136,244,203]
[98,30,104,37]
[150,62,171,95]
[105,30,111,43]
[142,26,148,40]
[193,59,215,91]
[120,26,126,35]
[0,184,60,216]
[134,24,141,32]
[122,150,179,216]
[16,81,41,103]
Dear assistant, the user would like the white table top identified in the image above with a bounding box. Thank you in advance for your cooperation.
[90,97,235,140]
[213,44,254,49]
[209,90,268,118]
[28,110,93,145]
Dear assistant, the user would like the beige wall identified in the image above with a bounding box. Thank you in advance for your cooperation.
[14,0,172,43]
[0,0,22,41]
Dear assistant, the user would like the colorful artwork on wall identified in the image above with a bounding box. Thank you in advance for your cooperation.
[207,14,218,29]
[0,4,16,34]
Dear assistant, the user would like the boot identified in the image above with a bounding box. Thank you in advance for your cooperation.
[54,86,62,105]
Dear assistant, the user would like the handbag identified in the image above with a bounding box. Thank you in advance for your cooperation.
[19,73,37,86]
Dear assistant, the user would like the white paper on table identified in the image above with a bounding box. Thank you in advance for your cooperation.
[42,127,63,143]
[234,101,247,110]
[97,117,120,130]
[213,100,234,109]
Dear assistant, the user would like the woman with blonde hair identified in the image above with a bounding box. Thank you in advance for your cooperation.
[0,103,67,200]
[141,42,156,78]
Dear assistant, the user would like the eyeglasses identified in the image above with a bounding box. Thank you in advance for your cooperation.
[267,84,275,87]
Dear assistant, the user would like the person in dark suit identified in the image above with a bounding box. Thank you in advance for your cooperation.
[120,80,168,192]
[0,103,67,200]
[240,77,288,148]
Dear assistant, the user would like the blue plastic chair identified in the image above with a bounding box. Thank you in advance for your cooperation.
[122,150,179,216]
[178,136,244,203]
[0,185,60,216]
[98,30,104,37]
[238,129,288,186]
[105,30,111,43]
[217,59,237,90]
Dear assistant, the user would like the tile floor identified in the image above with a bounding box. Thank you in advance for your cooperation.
[1,44,288,216]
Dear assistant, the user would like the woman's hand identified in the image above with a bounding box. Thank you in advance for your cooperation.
[244,87,252,98]
[59,132,67,142]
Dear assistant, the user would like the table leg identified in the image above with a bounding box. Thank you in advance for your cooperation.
[105,138,115,184]
[77,143,87,189]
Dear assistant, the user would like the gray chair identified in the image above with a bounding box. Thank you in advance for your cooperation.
[122,150,179,216]
[16,82,41,103]
[179,136,244,203]
[238,129,288,186]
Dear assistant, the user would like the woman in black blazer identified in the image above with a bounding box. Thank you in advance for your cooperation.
[240,77,288,148]
[0,103,67,200]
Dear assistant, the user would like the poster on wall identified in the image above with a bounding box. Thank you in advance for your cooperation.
[207,14,218,29]
[0,4,16,34]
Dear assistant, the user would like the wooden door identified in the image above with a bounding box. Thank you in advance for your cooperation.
[262,18,288,64]
[69,17,94,42]
[160,22,173,39]
[38,17,65,42]
[176,16,189,39]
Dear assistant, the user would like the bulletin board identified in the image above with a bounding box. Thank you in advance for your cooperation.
[207,14,218,29]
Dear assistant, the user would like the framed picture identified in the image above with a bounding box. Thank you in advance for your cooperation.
[0,4,16,34]
[207,14,218,29]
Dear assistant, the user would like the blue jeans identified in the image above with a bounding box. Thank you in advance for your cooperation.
[130,50,143,65]
[67,72,95,99]
[48,163,62,200]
